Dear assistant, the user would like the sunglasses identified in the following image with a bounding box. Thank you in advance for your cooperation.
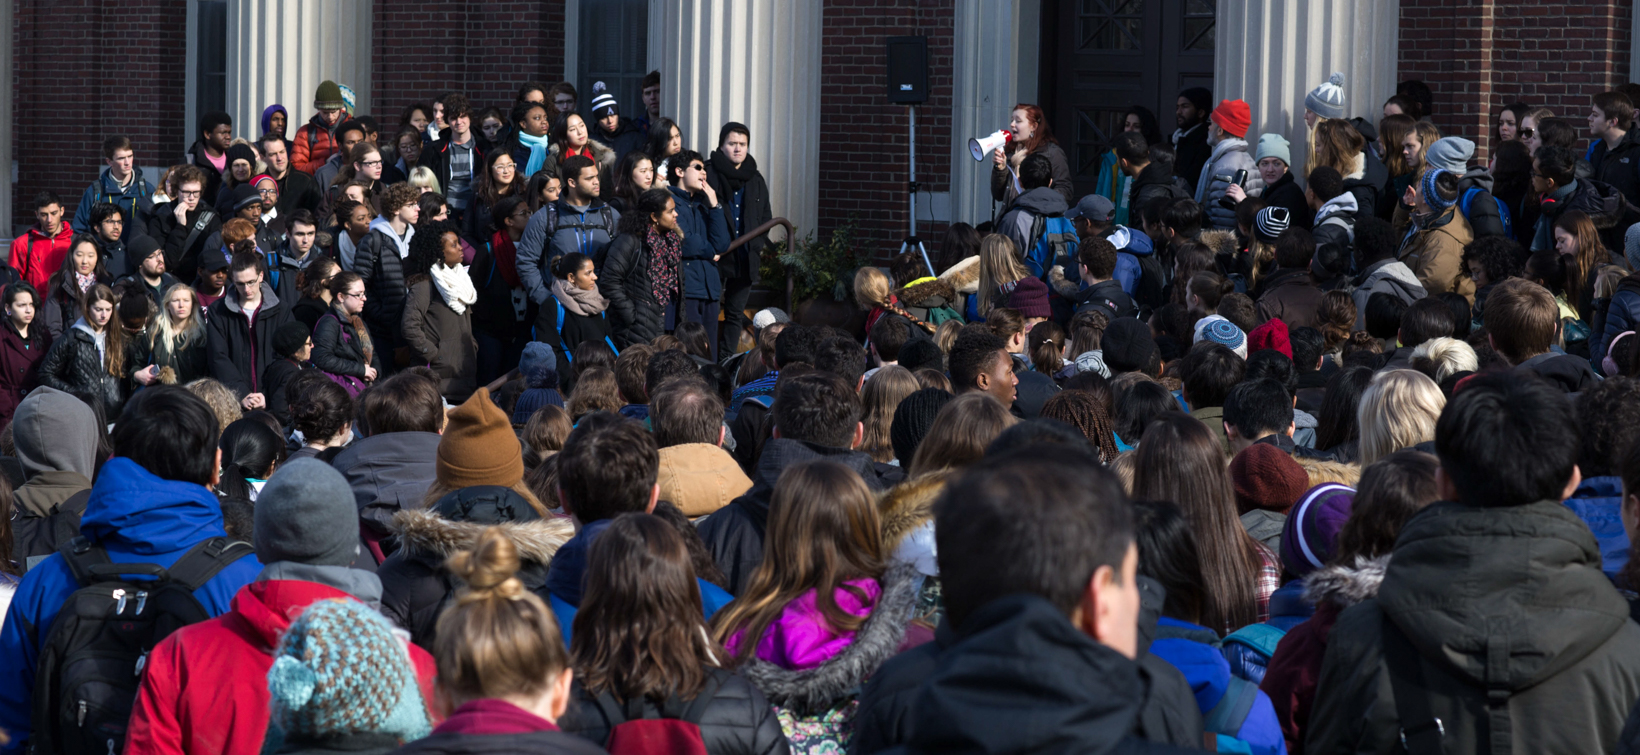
[1519,128,1535,139]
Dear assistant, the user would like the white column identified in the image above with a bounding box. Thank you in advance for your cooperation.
[1214,0,1400,183]
[949,0,1039,226]
[649,0,821,243]
[225,0,374,145]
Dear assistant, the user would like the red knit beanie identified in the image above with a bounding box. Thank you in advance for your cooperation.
[1230,443,1310,514]
[1211,99,1252,139]
[1248,318,1292,359]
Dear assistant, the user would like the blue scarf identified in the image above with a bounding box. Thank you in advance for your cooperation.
[518,132,552,175]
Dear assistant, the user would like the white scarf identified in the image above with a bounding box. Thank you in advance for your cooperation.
[429,262,477,315]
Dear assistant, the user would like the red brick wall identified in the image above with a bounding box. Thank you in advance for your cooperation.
[817,0,954,261]
[371,0,567,121]
[1399,0,1633,160]
[13,0,188,226]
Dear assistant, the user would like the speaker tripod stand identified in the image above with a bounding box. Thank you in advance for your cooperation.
[900,105,935,276]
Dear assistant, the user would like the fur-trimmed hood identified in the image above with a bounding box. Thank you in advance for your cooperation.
[391,508,575,565]
[1199,228,1239,258]
[878,471,952,551]
[737,563,921,714]
[938,255,980,295]
[1047,264,1079,298]
[896,276,957,309]
[1301,553,1388,609]
[1297,457,1361,488]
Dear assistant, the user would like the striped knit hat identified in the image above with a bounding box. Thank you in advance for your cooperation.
[591,81,619,118]
[1193,315,1248,359]
[1280,483,1356,577]
[267,598,430,748]
[1422,168,1457,212]
[1254,206,1291,244]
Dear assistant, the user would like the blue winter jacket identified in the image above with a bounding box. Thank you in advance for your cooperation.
[538,518,731,648]
[75,167,154,242]
[1564,475,1629,578]
[1114,226,1154,297]
[0,457,263,752]
[1151,616,1289,755]
[1222,579,1314,684]
[669,185,731,301]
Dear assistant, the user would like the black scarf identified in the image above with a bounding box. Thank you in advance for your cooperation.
[709,149,758,196]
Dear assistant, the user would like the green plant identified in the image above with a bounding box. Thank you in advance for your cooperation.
[759,219,874,303]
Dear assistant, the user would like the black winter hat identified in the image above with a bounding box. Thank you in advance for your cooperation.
[230,183,262,212]
[226,142,258,167]
[273,320,312,359]
[1101,317,1158,374]
[891,387,953,465]
[898,338,945,374]
[128,235,162,262]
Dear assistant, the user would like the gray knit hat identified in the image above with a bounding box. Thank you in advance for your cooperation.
[1305,72,1347,120]
[1255,133,1291,166]
[1425,137,1475,175]
[255,459,360,566]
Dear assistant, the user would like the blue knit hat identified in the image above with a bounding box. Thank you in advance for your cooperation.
[1193,315,1247,359]
[267,599,430,749]
[1422,168,1456,212]
[519,341,558,389]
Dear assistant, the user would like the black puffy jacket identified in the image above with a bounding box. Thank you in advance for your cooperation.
[376,486,572,651]
[597,232,664,348]
[205,284,293,397]
[311,307,378,379]
[352,224,409,347]
[559,669,791,755]
[38,324,135,419]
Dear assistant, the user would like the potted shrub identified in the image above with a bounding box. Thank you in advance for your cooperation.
[758,219,873,333]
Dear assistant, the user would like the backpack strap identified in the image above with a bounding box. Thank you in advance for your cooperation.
[677,672,722,725]
[179,209,217,260]
[163,537,254,592]
[57,536,113,588]
[1383,615,1447,754]
[1202,676,1260,737]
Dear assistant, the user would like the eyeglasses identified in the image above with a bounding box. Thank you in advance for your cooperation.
[257,188,279,197]
[178,190,202,198]
[1519,128,1535,139]
[360,159,383,168]
[341,290,367,300]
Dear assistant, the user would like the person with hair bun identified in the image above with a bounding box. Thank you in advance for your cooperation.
[556,514,790,754]
[544,250,612,376]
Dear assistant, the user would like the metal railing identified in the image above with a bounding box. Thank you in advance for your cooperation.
[726,217,795,311]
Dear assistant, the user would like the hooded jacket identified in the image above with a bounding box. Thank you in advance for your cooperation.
[331,431,443,549]
[1132,162,1192,220]
[997,187,1071,277]
[1537,177,1640,255]
[698,438,891,596]
[75,167,154,242]
[10,222,75,292]
[353,218,413,343]
[1514,351,1600,394]
[1589,126,1640,209]
[124,574,440,755]
[1311,192,1358,267]
[1396,206,1476,302]
[1351,257,1427,330]
[669,185,732,301]
[1198,137,1264,230]
[0,457,264,750]
[516,199,622,306]
[1263,555,1388,755]
[206,282,293,397]
[1306,500,1640,754]
[9,386,98,560]
[377,505,573,650]
[562,672,790,755]
[896,593,1194,755]
[0,318,50,428]
[590,116,647,164]
[543,140,618,189]
[38,319,136,419]
[1149,617,1287,754]
[1255,268,1324,330]
[596,231,664,349]
[657,443,753,518]
[1338,152,1380,223]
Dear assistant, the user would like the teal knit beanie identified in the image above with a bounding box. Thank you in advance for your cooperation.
[266,598,430,749]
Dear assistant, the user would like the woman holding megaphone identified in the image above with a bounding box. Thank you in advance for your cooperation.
[990,103,1074,207]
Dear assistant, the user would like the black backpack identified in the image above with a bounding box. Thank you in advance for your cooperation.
[30,536,253,755]
[13,489,91,570]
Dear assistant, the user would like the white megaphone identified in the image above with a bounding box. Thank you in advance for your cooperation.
[969,129,1013,161]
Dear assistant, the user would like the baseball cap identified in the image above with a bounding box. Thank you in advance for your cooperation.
[1066,194,1116,223]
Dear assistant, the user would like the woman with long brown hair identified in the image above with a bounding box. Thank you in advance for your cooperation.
[1311,118,1379,218]
[858,366,918,464]
[311,270,379,395]
[1131,413,1274,632]
[558,514,789,754]
[907,392,1018,477]
[1554,210,1622,323]
[711,461,920,749]
[38,284,137,418]
[989,103,1073,207]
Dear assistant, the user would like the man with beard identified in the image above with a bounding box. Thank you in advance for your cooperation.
[1172,87,1213,186]
[706,122,773,359]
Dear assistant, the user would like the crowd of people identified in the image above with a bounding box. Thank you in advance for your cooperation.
[1,64,1640,755]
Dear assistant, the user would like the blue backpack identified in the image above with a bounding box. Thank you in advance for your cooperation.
[1459,187,1513,240]
[1025,213,1078,279]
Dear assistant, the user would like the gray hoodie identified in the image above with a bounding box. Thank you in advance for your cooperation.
[1352,258,1428,330]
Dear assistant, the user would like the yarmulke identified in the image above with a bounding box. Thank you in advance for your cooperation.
[267,599,429,747]
[1194,315,1247,359]
[1280,483,1356,577]
[1305,72,1347,120]
[1254,206,1291,244]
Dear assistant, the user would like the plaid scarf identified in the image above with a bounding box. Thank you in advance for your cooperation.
[647,226,682,308]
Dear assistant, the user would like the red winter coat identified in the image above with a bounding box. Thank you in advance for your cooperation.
[10,223,74,291]
[124,580,440,755]
[292,116,341,176]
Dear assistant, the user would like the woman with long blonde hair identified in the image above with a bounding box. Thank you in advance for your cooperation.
[1357,369,1445,466]
[149,283,208,385]
[976,233,1030,318]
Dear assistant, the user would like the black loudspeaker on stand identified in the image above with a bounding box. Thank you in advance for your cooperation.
[886,36,935,276]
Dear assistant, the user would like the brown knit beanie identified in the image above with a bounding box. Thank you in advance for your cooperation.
[436,388,524,489]
[1229,443,1310,515]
